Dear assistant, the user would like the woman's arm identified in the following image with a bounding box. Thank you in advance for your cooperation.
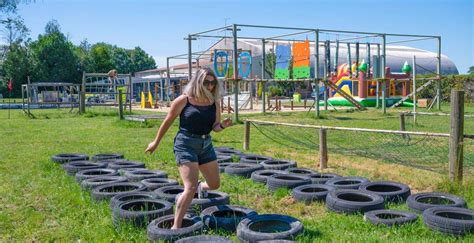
[212,102,232,132]
[145,95,187,154]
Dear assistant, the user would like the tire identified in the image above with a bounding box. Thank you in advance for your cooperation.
[75,168,119,183]
[325,189,385,214]
[147,214,204,242]
[407,192,467,213]
[251,170,289,184]
[225,163,264,178]
[359,181,411,203]
[307,173,341,184]
[176,235,233,243]
[201,204,258,232]
[110,191,157,210]
[80,176,128,190]
[266,174,311,192]
[285,167,318,175]
[422,206,474,236]
[153,185,184,203]
[51,153,88,164]
[364,209,418,226]
[239,154,272,164]
[107,161,146,170]
[219,162,234,173]
[215,147,242,156]
[112,199,173,227]
[325,176,370,190]
[217,155,233,163]
[236,214,304,242]
[91,182,147,201]
[62,161,106,176]
[260,159,297,170]
[141,178,179,191]
[91,153,124,161]
[176,191,230,214]
[291,184,336,203]
[124,169,168,182]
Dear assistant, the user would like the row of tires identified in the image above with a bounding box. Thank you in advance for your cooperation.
[52,153,305,242]
[215,147,474,236]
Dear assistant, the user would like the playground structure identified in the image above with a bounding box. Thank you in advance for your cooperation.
[21,77,81,117]
[80,72,132,113]
[180,24,445,121]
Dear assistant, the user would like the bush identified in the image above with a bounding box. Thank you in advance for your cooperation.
[267,85,283,97]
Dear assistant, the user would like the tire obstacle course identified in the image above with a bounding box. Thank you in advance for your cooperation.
[51,148,474,240]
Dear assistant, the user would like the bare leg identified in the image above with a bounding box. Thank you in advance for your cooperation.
[172,162,199,229]
[198,160,220,191]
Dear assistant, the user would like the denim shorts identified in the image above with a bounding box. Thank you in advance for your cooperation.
[173,131,217,166]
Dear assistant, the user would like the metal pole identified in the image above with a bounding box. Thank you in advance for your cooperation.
[437,37,442,110]
[319,128,328,169]
[324,40,330,110]
[382,34,386,114]
[314,30,320,118]
[187,35,193,81]
[355,42,359,78]
[261,38,266,113]
[413,55,417,125]
[347,43,352,78]
[128,74,132,112]
[232,24,239,122]
[366,43,371,78]
[166,57,171,102]
[118,89,124,120]
[334,40,339,72]
[376,44,381,108]
[244,120,250,150]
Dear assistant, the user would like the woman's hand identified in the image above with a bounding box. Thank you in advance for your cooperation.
[145,141,159,154]
[221,117,232,128]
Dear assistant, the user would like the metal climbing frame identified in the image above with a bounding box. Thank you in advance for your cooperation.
[80,72,132,113]
[187,24,442,121]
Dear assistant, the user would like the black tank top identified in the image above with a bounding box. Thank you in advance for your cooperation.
[179,97,216,135]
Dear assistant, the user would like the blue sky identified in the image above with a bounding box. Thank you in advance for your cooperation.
[15,0,474,73]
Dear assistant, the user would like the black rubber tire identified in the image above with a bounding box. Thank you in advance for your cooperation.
[325,176,370,190]
[215,147,242,156]
[176,191,230,214]
[239,154,272,164]
[201,204,258,232]
[251,170,289,184]
[225,163,264,178]
[80,176,128,190]
[236,214,304,242]
[107,161,146,170]
[97,158,128,165]
[307,173,342,184]
[91,182,147,201]
[364,209,418,226]
[112,199,173,227]
[266,174,311,192]
[147,214,204,242]
[260,159,297,170]
[359,181,411,203]
[291,184,336,203]
[91,153,124,161]
[153,185,185,203]
[51,153,89,164]
[62,161,106,176]
[141,178,179,191]
[219,162,234,173]
[422,206,474,236]
[176,235,233,243]
[285,167,318,175]
[124,169,168,182]
[407,192,467,213]
[217,155,233,163]
[257,240,295,243]
[110,191,158,210]
[326,189,385,214]
[75,168,119,183]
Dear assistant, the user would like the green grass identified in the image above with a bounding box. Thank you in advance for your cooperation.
[0,107,473,242]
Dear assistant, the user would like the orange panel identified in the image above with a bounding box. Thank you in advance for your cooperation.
[292,40,310,68]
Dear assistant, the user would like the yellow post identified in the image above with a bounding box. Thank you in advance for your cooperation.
[140,91,145,108]
[148,91,153,108]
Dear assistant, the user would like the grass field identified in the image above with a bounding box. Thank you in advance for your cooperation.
[0,106,473,242]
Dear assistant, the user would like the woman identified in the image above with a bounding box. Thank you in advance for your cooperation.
[145,68,232,229]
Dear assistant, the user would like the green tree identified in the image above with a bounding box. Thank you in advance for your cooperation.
[29,20,80,82]
[1,16,30,45]
[468,66,474,76]
[89,42,114,73]
[130,46,156,73]
[112,47,132,74]
[1,43,31,96]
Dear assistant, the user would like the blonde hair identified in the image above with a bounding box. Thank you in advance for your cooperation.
[184,68,220,103]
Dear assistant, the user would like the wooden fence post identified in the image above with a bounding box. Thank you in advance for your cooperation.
[244,120,250,150]
[79,91,85,114]
[227,96,231,114]
[319,128,328,169]
[449,90,464,182]
[399,113,406,139]
[291,100,294,110]
[118,89,124,120]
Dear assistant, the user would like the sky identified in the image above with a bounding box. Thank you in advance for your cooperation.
[11,0,474,73]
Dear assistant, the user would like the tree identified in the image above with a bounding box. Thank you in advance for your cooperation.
[29,20,80,82]
[88,42,114,73]
[1,16,30,45]
[130,46,156,73]
[468,66,474,76]
[112,47,132,74]
[1,42,31,96]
